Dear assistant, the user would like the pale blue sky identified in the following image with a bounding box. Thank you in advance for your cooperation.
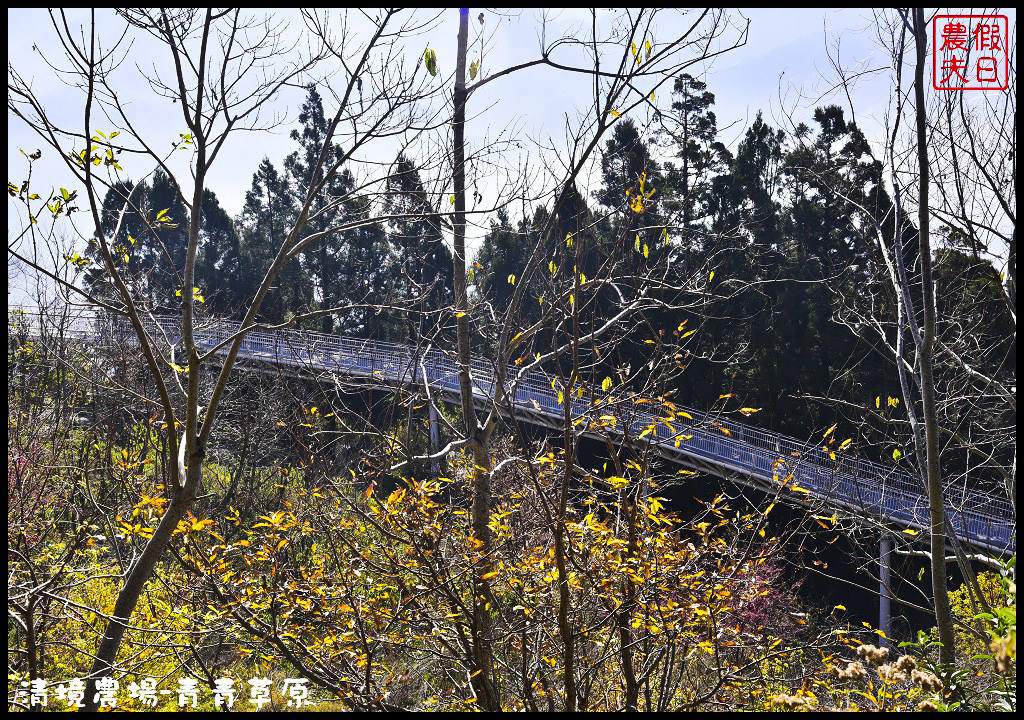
[7,8,1016,303]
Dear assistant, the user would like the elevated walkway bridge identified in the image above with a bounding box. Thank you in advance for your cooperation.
[10,307,1015,559]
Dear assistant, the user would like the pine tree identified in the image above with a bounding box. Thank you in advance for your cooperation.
[384,154,454,342]
[664,73,723,230]
[197,189,242,315]
[238,158,298,323]
[284,87,348,333]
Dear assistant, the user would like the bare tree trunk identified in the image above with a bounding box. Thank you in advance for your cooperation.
[451,7,499,710]
[84,470,196,707]
[555,277,582,711]
[912,7,955,667]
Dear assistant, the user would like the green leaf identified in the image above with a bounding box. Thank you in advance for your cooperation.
[424,48,437,76]
[469,60,479,80]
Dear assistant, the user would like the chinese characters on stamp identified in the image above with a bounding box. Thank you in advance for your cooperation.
[933,14,1010,90]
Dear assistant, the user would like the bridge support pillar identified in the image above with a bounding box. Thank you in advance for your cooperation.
[879,532,892,649]
[429,403,440,474]
[428,403,440,450]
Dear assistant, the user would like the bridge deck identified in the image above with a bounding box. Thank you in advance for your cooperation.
[11,308,1015,556]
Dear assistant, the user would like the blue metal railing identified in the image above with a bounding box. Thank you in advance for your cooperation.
[10,307,1015,556]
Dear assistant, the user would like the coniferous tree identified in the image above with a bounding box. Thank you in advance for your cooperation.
[384,154,454,342]
[88,179,149,303]
[88,176,241,314]
[284,86,349,333]
[145,170,190,305]
[197,189,242,315]
[332,183,392,338]
[664,73,723,231]
[238,158,298,323]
